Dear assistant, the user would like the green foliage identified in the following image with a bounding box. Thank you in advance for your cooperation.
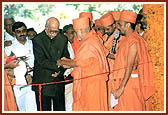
[3,3,142,32]
[4,4,23,17]
[132,4,143,13]
[114,4,126,11]
[37,4,55,16]
[66,4,80,10]
[4,3,142,20]
[21,9,33,18]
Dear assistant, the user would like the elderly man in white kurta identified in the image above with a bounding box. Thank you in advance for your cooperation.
[5,22,37,111]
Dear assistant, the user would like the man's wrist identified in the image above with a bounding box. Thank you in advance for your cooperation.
[119,84,125,89]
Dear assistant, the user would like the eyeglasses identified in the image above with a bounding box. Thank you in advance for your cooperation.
[49,30,60,34]
[15,29,27,34]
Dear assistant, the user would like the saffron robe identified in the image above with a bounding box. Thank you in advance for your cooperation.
[4,52,18,111]
[72,31,109,111]
[103,30,125,110]
[71,36,81,56]
[110,32,154,111]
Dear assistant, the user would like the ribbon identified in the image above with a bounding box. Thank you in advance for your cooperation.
[38,84,42,111]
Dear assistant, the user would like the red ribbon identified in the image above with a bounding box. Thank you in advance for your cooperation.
[38,84,42,111]
[5,61,153,111]
[6,56,17,63]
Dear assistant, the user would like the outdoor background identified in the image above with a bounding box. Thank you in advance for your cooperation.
[3,2,165,111]
[3,3,143,33]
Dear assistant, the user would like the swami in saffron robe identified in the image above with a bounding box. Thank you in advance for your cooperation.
[110,32,154,111]
[72,30,109,111]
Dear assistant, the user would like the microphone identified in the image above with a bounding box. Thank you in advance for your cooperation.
[112,32,119,54]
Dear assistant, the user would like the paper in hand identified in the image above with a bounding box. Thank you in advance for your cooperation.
[111,93,118,108]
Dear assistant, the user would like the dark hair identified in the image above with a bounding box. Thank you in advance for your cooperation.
[62,24,73,34]
[130,23,136,30]
[89,19,92,31]
[12,22,27,32]
[135,14,146,31]
[27,28,37,34]
[136,14,143,23]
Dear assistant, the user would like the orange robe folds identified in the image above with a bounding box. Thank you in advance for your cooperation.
[104,31,116,80]
[103,31,125,110]
[97,31,104,44]
[71,31,109,111]
[91,29,109,56]
[102,30,125,110]
[110,32,154,111]
[71,36,81,56]
[138,32,154,111]
[4,53,18,111]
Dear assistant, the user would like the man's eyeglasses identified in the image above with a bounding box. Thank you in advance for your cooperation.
[15,29,27,34]
[49,30,60,34]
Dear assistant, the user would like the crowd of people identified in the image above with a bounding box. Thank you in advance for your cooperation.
[4,4,155,112]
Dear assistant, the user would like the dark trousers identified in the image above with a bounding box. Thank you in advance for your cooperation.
[35,92,65,111]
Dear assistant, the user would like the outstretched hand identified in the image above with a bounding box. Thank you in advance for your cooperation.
[113,86,125,99]
[57,57,77,68]
[57,59,62,66]
[5,60,20,69]
[51,71,60,78]
[61,57,70,61]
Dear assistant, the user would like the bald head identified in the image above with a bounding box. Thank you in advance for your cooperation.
[45,17,60,39]
[45,17,60,29]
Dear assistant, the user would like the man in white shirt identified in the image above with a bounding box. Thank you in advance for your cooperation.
[5,22,37,111]
[4,15,15,47]
[62,24,75,111]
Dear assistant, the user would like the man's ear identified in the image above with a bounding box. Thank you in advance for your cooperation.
[135,24,141,31]
[137,24,141,28]
[137,24,141,30]
[64,33,68,37]
[13,32,16,36]
[45,26,47,31]
[135,24,140,30]
[126,23,131,29]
